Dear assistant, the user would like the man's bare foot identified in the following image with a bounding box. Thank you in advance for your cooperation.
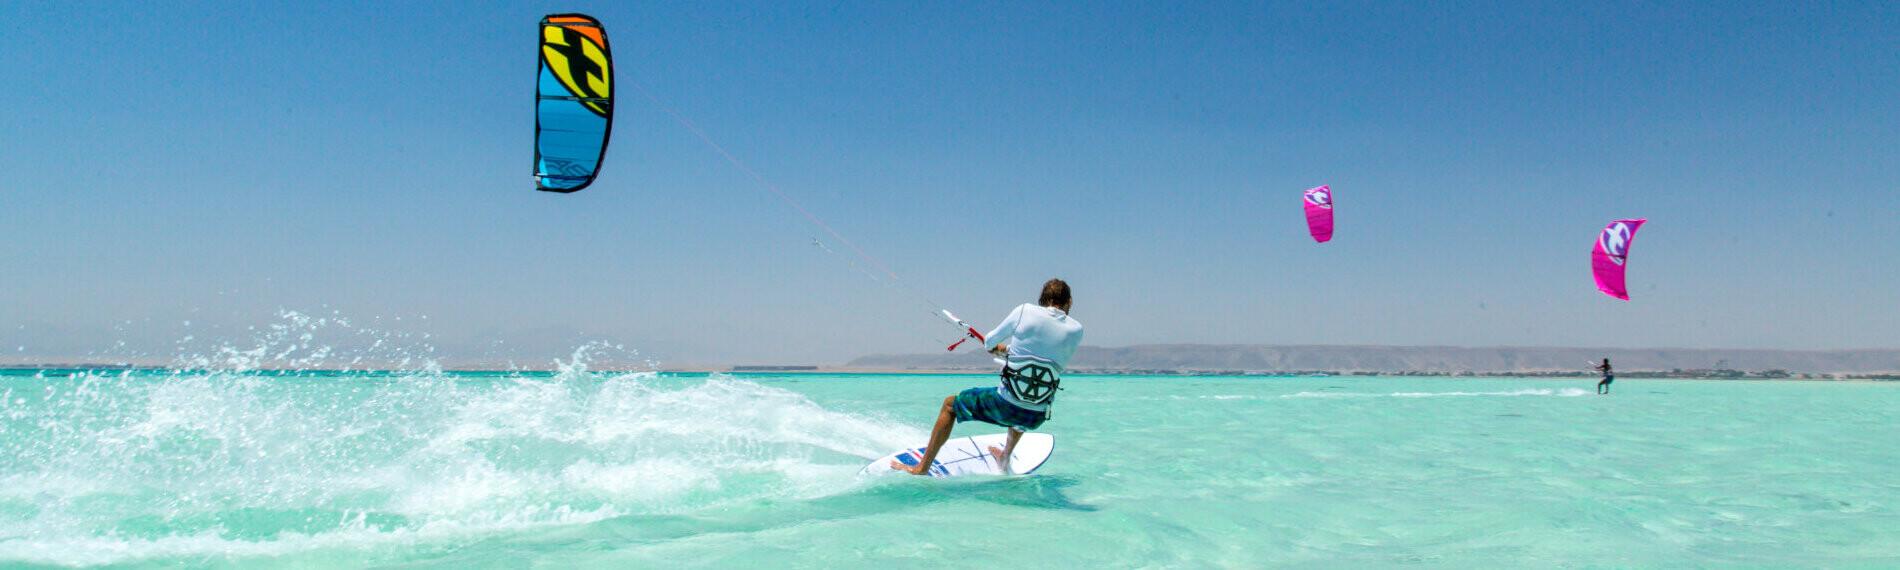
[988,445,1012,472]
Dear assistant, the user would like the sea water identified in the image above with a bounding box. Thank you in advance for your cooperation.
[2,367,1897,567]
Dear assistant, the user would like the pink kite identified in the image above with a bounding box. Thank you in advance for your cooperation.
[1302,185,1334,243]
[1591,218,1647,300]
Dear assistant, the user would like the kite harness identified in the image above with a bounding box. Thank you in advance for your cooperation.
[1001,363,1060,407]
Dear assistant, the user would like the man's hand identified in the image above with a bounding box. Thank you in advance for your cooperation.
[989,342,1009,357]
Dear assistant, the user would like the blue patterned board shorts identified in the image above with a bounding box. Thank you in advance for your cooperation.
[953,386,1048,430]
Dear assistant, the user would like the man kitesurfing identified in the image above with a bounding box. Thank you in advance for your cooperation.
[892,279,1084,475]
[1596,358,1614,394]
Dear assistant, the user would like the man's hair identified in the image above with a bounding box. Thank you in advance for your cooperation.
[1039,278,1071,307]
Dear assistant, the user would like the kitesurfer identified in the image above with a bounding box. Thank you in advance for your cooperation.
[892,279,1084,475]
[1596,358,1614,394]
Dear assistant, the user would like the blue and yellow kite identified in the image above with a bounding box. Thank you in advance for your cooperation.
[535,14,613,193]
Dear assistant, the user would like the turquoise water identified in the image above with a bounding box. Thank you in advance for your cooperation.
[3,368,1897,567]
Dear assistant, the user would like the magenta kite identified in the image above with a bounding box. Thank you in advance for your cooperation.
[1302,185,1334,243]
[1591,218,1647,300]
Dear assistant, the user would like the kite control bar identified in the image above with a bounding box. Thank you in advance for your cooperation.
[938,310,986,352]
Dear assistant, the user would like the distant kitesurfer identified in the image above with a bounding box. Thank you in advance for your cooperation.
[1596,358,1614,394]
[892,279,1083,475]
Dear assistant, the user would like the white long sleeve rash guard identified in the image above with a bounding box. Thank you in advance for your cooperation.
[983,303,1084,409]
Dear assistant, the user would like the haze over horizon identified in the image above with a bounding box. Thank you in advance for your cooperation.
[5,2,1898,365]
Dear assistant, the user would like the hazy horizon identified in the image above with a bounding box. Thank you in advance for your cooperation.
[6,2,1898,365]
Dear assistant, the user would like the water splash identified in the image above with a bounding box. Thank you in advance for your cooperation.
[0,313,917,565]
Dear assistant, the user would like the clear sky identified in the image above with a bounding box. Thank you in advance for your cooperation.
[3,1,1897,365]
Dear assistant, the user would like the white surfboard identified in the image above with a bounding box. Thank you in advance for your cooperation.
[860,432,1055,477]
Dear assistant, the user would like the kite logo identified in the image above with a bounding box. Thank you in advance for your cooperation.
[1600,222,1633,265]
[1304,187,1332,209]
[541,25,613,117]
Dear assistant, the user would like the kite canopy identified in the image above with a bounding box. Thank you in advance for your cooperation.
[1591,218,1646,300]
[535,14,614,193]
[1302,185,1334,243]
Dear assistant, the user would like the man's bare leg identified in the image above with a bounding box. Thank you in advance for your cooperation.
[988,428,1024,474]
[891,395,958,475]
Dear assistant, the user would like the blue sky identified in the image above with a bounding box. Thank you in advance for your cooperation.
[3,1,1897,365]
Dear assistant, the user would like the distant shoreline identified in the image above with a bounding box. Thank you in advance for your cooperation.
[15,343,1900,379]
[848,343,1900,379]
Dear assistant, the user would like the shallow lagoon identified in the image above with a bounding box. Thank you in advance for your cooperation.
[2,371,1895,567]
